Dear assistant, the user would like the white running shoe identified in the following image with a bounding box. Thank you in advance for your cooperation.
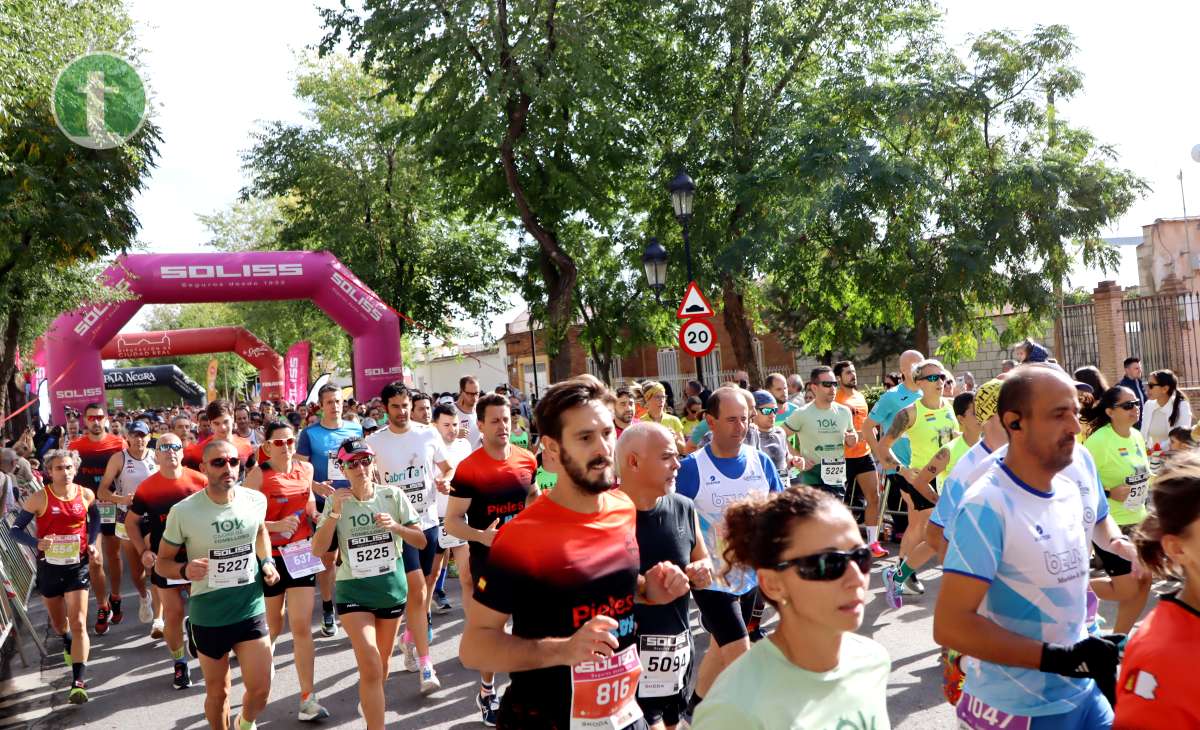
[138,594,154,624]
[402,635,418,673]
[150,618,165,640]
[298,695,330,722]
[419,663,441,695]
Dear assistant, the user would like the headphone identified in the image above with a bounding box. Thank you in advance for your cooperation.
[1009,419,1021,431]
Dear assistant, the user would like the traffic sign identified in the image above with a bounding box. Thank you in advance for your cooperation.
[678,318,717,357]
[676,281,715,319]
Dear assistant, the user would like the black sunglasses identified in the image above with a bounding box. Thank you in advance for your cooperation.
[758,406,778,416]
[1115,401,1140,411]
[774,546,873,581]
[814,381,837,388]
[157,443,183,452]
[208,456,241,468]
[920,373,946,383]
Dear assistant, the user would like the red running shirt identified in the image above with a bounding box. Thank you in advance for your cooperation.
[473,489,641,726]
[449,445,537,563]
[128,469,208,553]
[259,460,315,552]
[1115,593,1200,729]
[36,485,88,549]
[69,433,126,490]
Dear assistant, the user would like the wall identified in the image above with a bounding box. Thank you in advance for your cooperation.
[409,345,508,396]
[1137,217,1200,294]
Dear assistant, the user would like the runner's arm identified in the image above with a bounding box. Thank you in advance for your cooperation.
[6,490,44,549]
[460,601,617,672]
[124,509,148,557]
[444,496,489,544]
[84,489,101,546]
[155,539,187,580]
[933,572,1043,669]
[879,404,914,451]
[97,452,125,505]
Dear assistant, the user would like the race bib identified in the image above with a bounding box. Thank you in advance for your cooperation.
[279,538,325,579]
[637,632,690,697]
[98,502,117,525]
[438,517,465,550]
[821,457,847,485]
[570,644,644,730]
[115,521,128,540]
[207,543,254,590]
[44,534,81,565]
[347,532,396,578]
[956,692,1031,730]
[327,454,345,483]
[1123,471,1150,510]
[398,478,428,513]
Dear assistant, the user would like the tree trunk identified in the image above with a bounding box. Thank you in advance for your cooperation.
[0,306,21,441]
[719,273,763,388]
[913,306,931,357]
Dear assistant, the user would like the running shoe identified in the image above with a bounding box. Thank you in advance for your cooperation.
[173,661,191,690]
[110,597,124,625]
[868,541,889,559]
[320,610,337,638]
[748,628,766,643]
[150,618,165,640]
[434,591,452,613]
[419,663,441,695]
[899,578,922,596]
[94,606,110,635]
[402,634,418,673]
[67,681,88,704]
[940,647,964,706]
[138,594,153,624]
[881,566,904,610]
[477,691,498,727]
[184,617,199,659]
[298,695,330,722]
[905,574,925,595]
[63,648,71,667]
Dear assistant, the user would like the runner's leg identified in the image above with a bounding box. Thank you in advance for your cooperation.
[285,586,317,698]
[341,612,386,730]
[264,594,286,644]
[197,652,233,730]
[230,635,273,724]
[161,586,186,655]
[64,588,89,664]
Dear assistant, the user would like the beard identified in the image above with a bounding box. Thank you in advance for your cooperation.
[560,447,615,494]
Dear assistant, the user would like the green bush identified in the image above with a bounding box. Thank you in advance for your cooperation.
[862,385,888,412]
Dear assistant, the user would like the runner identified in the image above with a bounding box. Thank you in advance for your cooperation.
[242,421,330,721]
[310,438,426,730]
[125,433,207,689]
[155,439,278,730]
[1116,454,1200,728]
[881,359,958,606]
[935,366,1121,729]
[444,391,538,725]
[613,386,637,438]
[460,376,689,730]
[8,449,101,704]
[679,397,704,442]
[751,390,792,486]
[784,367,858,499]
[366,381,451,695]
[618,421,713,730]
[172,415,192,442]
[429,403,473,614]
[943,392,980,476]
[833,360,888,558]
[97,420,158,629]
[454,376,483,448]
[692,487,889,729]
[69,403,127,635]
[675,386,785,713]
[295,384,363,638]
[640,382,687,454]
[183,401,257,478]
[411,391,433,427]
[1084,385,1153,635]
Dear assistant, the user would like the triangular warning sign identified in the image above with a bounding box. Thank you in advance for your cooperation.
[676,281,715,319]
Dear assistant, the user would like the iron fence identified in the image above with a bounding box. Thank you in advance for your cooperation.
[1057,302,1099,375]
[1123,292,1200,388]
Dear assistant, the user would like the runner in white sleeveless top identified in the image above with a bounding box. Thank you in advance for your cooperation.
[98,420,159,626]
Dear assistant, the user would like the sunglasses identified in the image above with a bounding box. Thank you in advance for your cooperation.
[157,443,183,452]
[268,437,296,447]
[1148,382,1161,388]
[774,546,873,581]
[758,407,778,416]
[341,456,373,468]
[1115,401,1140,411]
[815,381,837,388]
[208,457,241,468]
[920,374,946,383]
[85,415,106,422]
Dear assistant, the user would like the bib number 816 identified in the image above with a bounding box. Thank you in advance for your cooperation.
[594,677,632,706]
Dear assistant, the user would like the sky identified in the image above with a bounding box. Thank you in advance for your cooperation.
[122,0,1200,339]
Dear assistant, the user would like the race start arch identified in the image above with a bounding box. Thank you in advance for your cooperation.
[104,365,205,406]
[45,252,402,423]
[101,327,285,400]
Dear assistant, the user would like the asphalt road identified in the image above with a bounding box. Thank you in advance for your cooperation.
[1,554,1145,729]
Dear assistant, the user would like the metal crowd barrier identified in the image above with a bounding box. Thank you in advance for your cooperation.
[0,513,46,664]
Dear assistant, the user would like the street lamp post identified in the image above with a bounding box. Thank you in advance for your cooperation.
[668,168,703,385]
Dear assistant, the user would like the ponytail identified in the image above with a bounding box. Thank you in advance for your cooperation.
[1132,453,1200,580]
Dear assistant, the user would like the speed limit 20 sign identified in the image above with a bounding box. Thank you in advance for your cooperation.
[678,318,717,357]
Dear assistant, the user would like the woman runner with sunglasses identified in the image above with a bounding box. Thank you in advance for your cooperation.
[310,438,425,730]
[1084,386,1154,635]
[243,421,329,722]
[691,487,888,729]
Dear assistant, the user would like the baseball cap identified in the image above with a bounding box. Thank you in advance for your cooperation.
[437,395,455,406]
[643,382,666,400]
[752,390,777,409]
[336,438,375,463]
[362,417,379,430]
[128,421,151,435]
[973,379,1003,423]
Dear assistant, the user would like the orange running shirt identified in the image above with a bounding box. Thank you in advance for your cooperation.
[835,388,871,459]
[1115,593,1200,729]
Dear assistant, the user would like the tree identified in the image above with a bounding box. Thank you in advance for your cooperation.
[320,1,667,381]
[241,54,513,348]
[0,0,160,430]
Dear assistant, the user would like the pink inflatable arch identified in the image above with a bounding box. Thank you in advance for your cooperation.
[100,327,286,400]
[44,252,402,423]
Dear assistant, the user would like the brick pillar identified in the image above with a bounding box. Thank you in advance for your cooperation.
[1158,274,1188,380]
[1092,280,1128,385]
